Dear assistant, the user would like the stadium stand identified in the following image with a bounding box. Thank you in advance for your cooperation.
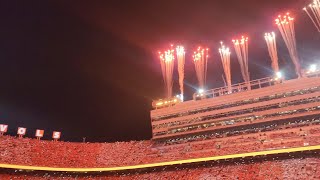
[0,70,319,179]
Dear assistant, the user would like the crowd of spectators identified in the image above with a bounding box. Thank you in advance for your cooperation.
[0,116,320,178]
[152,86,320,123]
[0,76,319,179]
[0,155,319,179]
[154,103,320,137]
[152,84,320,143]
[157,117,320,145]
[157,123,320,156]
[1,122,320,169]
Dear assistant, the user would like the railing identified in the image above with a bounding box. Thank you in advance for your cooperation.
[306,70,320,78]
[193,77,280,100]
[152,70,320,108]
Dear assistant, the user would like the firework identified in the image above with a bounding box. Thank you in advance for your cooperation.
[159,46,175,98]
[219,42,232,92]
[264,32,279,73]
[176,46,185,101]
[303,0,320,32]
[232,36,250,89]
[193,47,209,89]
[275,13,302,78]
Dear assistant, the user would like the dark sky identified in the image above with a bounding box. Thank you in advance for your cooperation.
[0,0,319,142]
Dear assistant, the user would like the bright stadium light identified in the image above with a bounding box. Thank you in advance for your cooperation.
[276,72,282,79]
[309,64,317,73]
[176,94,184,101]
[180,94,184,101]
[198,89,204,94]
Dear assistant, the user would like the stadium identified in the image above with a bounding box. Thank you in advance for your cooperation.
[1,0,320,179]
[1,74,320,178]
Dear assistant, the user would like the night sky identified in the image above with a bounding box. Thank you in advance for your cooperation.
[0,0,319,142]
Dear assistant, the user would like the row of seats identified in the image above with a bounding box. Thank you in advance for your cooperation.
[1,124,320,168]
[1,156,319,179]
[155,118,320,147]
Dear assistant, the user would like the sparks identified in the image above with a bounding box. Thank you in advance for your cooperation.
[275,13,303,78]
[303,0,320,32]
[159,46,175,98]
[264,32,279,73]
[219,42,232,92]
[176,45,185,101]
[232,36,250,89]
[193,47,209,89]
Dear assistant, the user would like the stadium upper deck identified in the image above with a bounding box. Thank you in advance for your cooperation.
[150,73,320,142]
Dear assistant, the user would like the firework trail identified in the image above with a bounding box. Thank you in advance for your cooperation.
[219,42,232,92]
[176,46,185,101]
[193,47,209,90]
[275,13,303,78]
[232,36,250,89]
[159,46,175,98]
[264,32,279,73]
[303,0,320,32]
